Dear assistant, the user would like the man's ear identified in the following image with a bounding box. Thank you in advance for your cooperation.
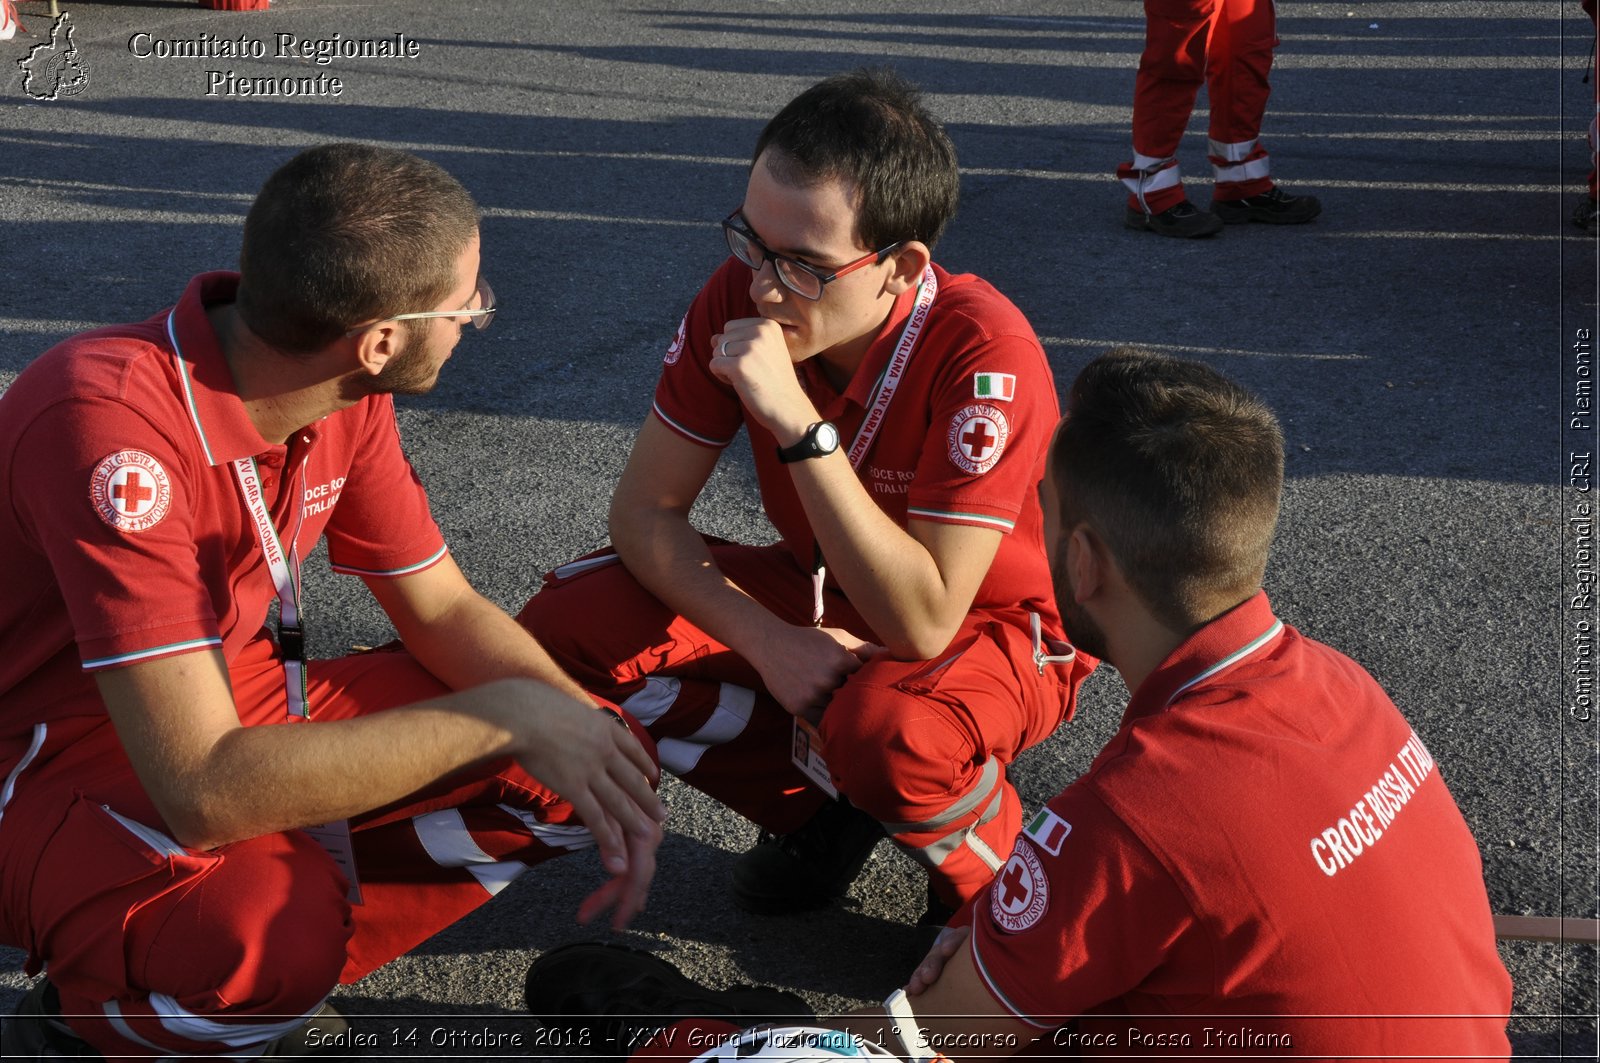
[1068,524,1106,605]
[884,240,931,295]
[352,323,403,377]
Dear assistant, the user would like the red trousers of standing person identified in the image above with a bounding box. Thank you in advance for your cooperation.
[1586,0,1599,200]
[516,543,1092,912]
[0,639,655,1062]
[1118,0,1279,214]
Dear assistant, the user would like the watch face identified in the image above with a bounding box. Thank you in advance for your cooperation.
[815,422,840,452]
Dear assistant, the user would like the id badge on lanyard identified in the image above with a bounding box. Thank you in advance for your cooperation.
[793,266,938,788]
[232,453,362,902]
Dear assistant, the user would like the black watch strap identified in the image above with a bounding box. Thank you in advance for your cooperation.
[776,421,840,464]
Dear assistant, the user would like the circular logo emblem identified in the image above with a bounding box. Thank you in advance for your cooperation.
[948,403,1009,475]
[990,840,1049,933]
[663,315,687,366]
[44,51,90,98]
[90,450,173,533]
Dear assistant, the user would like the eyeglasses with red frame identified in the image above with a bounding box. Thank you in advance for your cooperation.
[721,211,899,301]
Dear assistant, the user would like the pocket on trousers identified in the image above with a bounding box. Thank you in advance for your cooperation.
[24,793,220,988]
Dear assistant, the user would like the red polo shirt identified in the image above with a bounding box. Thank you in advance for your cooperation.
[652,259,1059,624]
[968,592,1512,1058]
[0,272,446,734]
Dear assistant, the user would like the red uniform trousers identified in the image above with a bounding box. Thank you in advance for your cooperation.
[516,543,1090,909]
[1118,0,1278,213]
[1587,0,1599,200]
[0,639,656,1062]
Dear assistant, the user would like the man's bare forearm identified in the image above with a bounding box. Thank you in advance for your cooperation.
[609,502,786,664]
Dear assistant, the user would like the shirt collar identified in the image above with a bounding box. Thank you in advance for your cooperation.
[165,271,276,466]
[1123,590,1285,724]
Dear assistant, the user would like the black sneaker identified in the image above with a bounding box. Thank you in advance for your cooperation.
[729,798,885,914]
[1575,198,1599,234]
[524,943,814,1059]
[1,979,99,1058]
[1211,186,1322,225]
[1124,200,1224,238]
[0,979,349,1059]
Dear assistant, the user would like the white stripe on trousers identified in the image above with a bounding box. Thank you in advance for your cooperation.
[656,683,756,776]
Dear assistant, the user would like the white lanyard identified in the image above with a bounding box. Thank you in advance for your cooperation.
[233,451,362,901]
[845,265,938,467]
[811,265,939,626]
[231,455,311,719]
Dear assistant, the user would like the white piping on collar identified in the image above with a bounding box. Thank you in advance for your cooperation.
[1165,619,1286,708]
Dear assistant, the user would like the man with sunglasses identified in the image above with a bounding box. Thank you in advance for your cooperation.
[0,143,664,1059]
[518,69,1096,937]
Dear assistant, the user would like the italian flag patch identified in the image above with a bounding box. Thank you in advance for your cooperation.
[973,372,1016,402]
[1024,807,1071,855]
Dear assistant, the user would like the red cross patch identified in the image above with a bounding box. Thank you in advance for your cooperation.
[90,450,173,533]
[990,839,1049,933]
[947,403,1009,475]
[663,314,687,366]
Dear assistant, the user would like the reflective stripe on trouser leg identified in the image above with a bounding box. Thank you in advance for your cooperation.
[102,995,329,1059]
[877,758,1023,905]
[1204,0,1275,196]
[412,806,595,897]
[342,798,594,981]
[891,790,1008,874]
[1116,153,1184,215]
[620,674,826,835]
[1209,137,1272,199]
[630,681,756,776]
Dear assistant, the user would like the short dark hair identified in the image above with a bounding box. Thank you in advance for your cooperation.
[1051,348,1285,631]
[236,143,480,354]
[753,67,960,251]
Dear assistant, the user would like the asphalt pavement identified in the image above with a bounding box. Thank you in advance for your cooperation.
[0,0,1594,1058]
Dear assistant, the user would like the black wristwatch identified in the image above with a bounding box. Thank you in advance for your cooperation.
[776,421,841,464]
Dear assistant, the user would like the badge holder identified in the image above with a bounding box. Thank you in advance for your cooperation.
[790,717,838,799]
[303,821,364,905]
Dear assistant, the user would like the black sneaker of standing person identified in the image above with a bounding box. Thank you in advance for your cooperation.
[1124,199,1225,238]
[1211,185,1322,225]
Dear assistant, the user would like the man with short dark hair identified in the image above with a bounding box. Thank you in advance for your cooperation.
[0,143,664,1059]
[526,348,1513,1060]
[518,68,1096,929]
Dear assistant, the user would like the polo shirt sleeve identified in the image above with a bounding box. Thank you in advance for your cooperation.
[904,326,1057,535]
[650,258,746,449]
[323,397,448,579]
[9,396,222,670]
[967,787,1195,1028]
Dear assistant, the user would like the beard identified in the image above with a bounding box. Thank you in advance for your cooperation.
[1052,540,1110,662]
[366,324,440,396]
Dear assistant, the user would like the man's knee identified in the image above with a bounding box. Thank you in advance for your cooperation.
[514,555,665,673]
[819,684,974,822]
[129,829,350,1015]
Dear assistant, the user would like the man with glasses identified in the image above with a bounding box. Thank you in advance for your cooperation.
[518,69,1096,939]
[0,143,664,1059]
